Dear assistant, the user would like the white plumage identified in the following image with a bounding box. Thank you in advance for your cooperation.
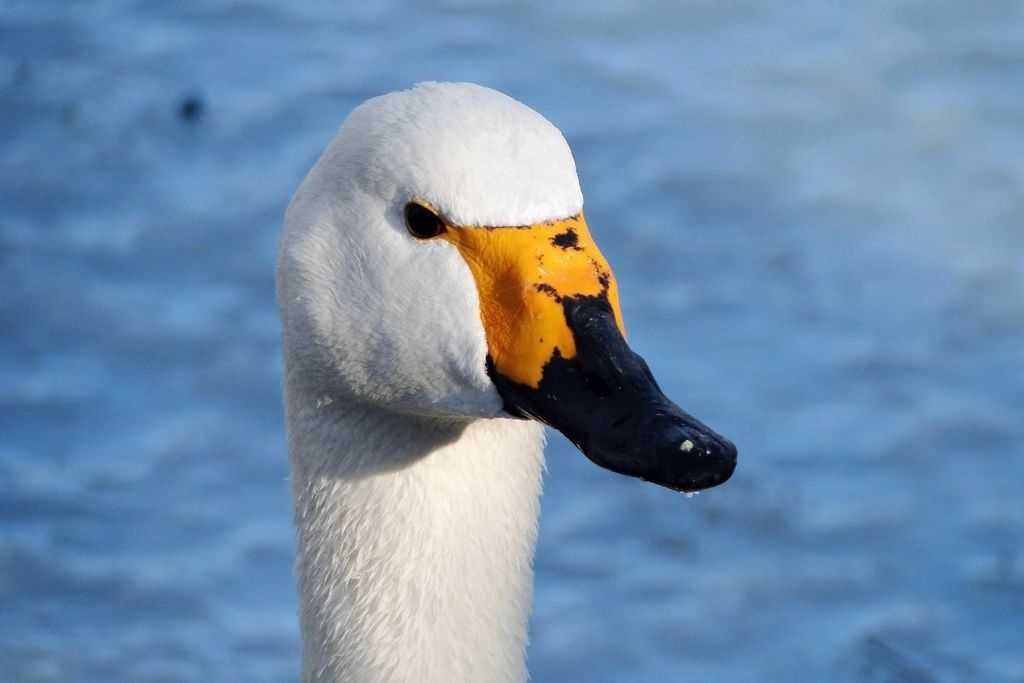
[277,82,581,682]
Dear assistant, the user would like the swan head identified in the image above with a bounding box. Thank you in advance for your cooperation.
[278,82,736,492]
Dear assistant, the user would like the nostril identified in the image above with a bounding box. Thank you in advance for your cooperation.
[581,371,611,397]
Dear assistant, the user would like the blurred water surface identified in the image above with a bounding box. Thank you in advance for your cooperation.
[2,1,1023,681]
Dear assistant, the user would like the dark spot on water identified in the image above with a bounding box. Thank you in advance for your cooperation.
[551,228,581,250]
[179,93,204,122]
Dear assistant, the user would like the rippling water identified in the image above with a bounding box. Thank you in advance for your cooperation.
[2,1,1023,681]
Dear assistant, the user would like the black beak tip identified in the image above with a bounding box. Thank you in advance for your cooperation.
[582,424,737,494]
[489,296,739,495]
[655,430,738,493]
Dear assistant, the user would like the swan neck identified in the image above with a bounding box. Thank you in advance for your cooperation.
[286,389,545,683]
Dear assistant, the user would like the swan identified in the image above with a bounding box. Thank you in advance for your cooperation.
[276,81,737,683]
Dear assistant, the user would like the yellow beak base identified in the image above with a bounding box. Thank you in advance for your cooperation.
[441,213,624,389]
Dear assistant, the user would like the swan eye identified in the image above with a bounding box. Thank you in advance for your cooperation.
[404,202,447,239]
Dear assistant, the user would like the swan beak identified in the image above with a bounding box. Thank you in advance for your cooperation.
[442,214,737,493]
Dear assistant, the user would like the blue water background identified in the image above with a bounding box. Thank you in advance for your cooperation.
[2,1,1023,681]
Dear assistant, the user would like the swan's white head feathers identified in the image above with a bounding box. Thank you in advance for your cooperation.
[277,82,583,417]
[323,81,582,227]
